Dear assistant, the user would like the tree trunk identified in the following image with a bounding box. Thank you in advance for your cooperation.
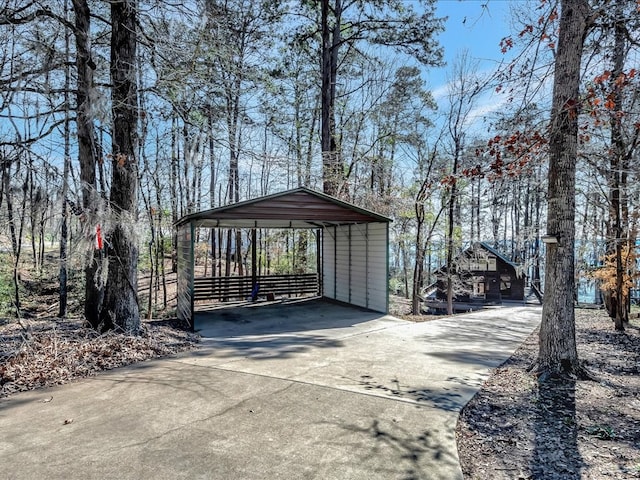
[72,0,104,327]
[3,156,22,313]
[170,116,179,273]
[59,155,70,318]
[538,0,589,377]
[59,1,72,317]
[609,0,627,330]
[320,0,343,196]
[99,0,140,333]
[446,142,461,316]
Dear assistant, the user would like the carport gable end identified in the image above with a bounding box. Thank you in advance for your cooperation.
[174,187,392,328]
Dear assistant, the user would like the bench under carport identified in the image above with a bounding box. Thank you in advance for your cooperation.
[175,187,391,329]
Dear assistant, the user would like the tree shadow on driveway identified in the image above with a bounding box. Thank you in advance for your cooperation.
[337,418,461,480]
[192,299,386,360]
[194,298,387,336]
[194,333,344,360]
[356,374,470,412]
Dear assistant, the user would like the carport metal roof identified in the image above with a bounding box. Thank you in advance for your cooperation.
[174,187,392,229]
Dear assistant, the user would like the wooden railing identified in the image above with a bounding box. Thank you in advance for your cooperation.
[193,273,319,301]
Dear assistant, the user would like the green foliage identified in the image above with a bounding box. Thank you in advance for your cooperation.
[0,254,16,315]
[270,254,293,274]
[389,277,405,296]
[585,424,615,440]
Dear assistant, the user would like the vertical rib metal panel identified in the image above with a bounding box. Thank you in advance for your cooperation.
[364,223,388,313]
[322,222,388,313]
[176,223,195,328]
[366,223,369,308]
[349,224,368,308]
[334,225,350,303]
[316,229,323,296]
[322,226,336,300]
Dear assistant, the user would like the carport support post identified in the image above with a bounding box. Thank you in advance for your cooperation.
[316,229,322,296]
[251,227,257,298]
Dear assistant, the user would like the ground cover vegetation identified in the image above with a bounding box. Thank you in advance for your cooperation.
[0,0,639,476]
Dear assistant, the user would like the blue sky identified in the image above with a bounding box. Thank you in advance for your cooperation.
[433,0,513,84]
[429,0,516,128]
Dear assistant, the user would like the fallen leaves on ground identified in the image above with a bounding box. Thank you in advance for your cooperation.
[455,309,640,479]
[0,317,199,398]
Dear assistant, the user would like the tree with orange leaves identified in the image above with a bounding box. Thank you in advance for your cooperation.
[590,244,640,323]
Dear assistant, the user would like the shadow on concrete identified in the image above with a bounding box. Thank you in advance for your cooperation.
[354,375,475,412]
[84,359,232,400]
[418,308,542,370]
[194,333,343,360]
[423,350,505,369]
[337,419,459,480]
[192,299,386,360]
[420,315,539,345]
[0,393,49,409]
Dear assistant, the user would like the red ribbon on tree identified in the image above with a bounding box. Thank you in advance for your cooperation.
[96,224,103,250]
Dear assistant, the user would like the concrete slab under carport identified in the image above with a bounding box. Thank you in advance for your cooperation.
[193,297,393,337]
[0,302,542,480]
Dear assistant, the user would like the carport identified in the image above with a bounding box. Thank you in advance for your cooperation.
[175,187,391,328]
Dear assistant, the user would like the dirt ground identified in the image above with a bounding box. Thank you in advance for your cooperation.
[455,309,640,480]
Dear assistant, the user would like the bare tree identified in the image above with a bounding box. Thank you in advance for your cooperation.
[601,0,639,329]
[313,0,444,196]
[443,52,483,315]
[70,0,105,327]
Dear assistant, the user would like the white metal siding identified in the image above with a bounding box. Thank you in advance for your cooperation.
[323,228,336,298]
[321,222,388,313]
[334,226,350,303]
[366,223,388,312]
[176,223,194,325]
[350,225,368,307]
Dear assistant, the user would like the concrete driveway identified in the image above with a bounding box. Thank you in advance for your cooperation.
[0,300,541,480]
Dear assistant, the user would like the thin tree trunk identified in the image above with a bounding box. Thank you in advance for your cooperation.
[609,0,626,329]
[59,156,70,317]
[170,115,179,273]
[321,0,343,195]
[3,157,21,312]
[28,166,37,269]
[13,168,29,313]
[446,143,461,316]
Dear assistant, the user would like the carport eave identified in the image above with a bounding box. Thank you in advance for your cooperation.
[174,187,393,229]
[191,219,318,229]
[189,219,384,229]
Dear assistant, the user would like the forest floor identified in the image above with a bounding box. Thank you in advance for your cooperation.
[0,313,200,398]
[2,288,639,479]
[0,271,200,398]
[455,308,640,480]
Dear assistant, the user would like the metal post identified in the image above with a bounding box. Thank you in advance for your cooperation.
[251,227,257,298]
